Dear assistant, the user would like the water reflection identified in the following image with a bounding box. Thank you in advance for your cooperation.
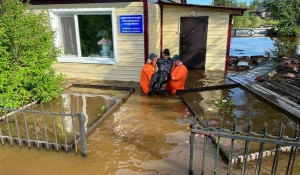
[230,37,300,57]
[61,93,116,131]
[180,87,299,156]
[185,69,227,88]
[1,82,300,174]
[86,94,195,174]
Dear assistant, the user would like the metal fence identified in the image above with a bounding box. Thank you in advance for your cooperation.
[0,99,87,156]
[189,118,300,175]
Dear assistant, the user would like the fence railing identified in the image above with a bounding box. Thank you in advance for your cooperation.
[0,99,87,156]
[189,118,300,175]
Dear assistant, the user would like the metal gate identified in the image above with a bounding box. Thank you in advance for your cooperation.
[0,99,87,156]
[189,118,300,175]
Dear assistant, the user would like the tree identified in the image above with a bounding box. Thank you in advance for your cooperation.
[266,37,300,58]
[231,0,279,28]
[213,0,238,7]
[0,0,65,108]
[262,0,300,36]
[249,0,261,10]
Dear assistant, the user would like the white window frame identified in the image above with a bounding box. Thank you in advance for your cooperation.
[49,8,118,64]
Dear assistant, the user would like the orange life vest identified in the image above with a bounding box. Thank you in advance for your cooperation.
[140,63,156,93]
[166,64,188,94]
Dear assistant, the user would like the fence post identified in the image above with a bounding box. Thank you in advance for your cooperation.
[78,113,87,157]
[189,121,195,173]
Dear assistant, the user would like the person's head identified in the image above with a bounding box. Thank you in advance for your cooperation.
[162,49,170,61]
[149,53,158,64]
[172,54,181,65]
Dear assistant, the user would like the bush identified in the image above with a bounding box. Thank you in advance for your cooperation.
[265,37,299,58]
[0,0,65,108]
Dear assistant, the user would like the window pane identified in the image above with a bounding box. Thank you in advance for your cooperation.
[78,15,114,58]
[60,17,78,56]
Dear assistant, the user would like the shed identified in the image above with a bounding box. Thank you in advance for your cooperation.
[26,0,246,82]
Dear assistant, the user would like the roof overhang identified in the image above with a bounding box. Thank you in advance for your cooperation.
[25,0,143,5]
[159,1,248,16]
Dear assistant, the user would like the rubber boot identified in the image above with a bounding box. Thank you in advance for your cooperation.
[148,80,156,96]
[156,81,164,95]
[148,73,159,96]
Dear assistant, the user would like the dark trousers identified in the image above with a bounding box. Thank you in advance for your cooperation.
[149,71,168,92]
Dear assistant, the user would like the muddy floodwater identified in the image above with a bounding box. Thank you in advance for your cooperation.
[181,87,299,156]
[0,88,124,145]
[0,92,201,174]
[1,73,300,174]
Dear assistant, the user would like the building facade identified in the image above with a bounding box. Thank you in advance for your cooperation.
[28,0,246,82]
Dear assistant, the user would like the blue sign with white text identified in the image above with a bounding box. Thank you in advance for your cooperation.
[119,15,143,34]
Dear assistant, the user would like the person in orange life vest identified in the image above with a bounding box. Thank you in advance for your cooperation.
[140,53,158,94]
[166,54,188,94]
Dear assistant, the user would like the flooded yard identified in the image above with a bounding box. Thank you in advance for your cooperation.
[0,88,126,146]
[1,84,300,174]
[0,92,201,174]
[0,36,300,174]
[180,87,299,157]
[230,37,300,57]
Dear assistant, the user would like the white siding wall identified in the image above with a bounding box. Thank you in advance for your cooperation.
[163,6,231,70]
[148,3,161,56]
[31,2,145,82]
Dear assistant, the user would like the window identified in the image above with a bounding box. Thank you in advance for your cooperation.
[49,8,117,64]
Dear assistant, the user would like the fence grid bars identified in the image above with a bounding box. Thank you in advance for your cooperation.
[189,118,300,175]
[0,99,87,157]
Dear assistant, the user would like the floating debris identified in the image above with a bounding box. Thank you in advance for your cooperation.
[206,108,214,111]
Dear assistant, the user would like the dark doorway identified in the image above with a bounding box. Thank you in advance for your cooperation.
[180,17,208,69]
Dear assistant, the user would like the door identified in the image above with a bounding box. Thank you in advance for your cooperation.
[180,17,208,69]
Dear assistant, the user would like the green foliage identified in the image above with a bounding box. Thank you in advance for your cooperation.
[213,0,238,6]
[249,0,262,10]
[215,94,235,117]
[97,105,106,118]
[265,37,300,57]
[58,124,65,136]
[262,0,300,36]
[58,123,71,136]
[112,91,119,96]
[233,10,278,28]
[213,0,278,28]
[213,0,247,7]
[0,0,65,108]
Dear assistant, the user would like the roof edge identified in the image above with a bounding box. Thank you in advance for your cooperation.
[25,0,144,5]
[159,2,248,14]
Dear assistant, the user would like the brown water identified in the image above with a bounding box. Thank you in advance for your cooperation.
[180,87,299,156]
[185,70,228,89]
[0,92,201,174]
[1,74,300,174]
[0,88,124,144]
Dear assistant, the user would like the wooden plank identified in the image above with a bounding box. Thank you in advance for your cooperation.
[230,74,300,120]
[72,84,133,91]
[179,83,240,93]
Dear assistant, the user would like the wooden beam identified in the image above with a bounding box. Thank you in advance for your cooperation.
[143,0,149,63]
[160,3,163,57]
[225,14,233,72]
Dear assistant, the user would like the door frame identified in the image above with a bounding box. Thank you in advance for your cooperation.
[179,16,209,69]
